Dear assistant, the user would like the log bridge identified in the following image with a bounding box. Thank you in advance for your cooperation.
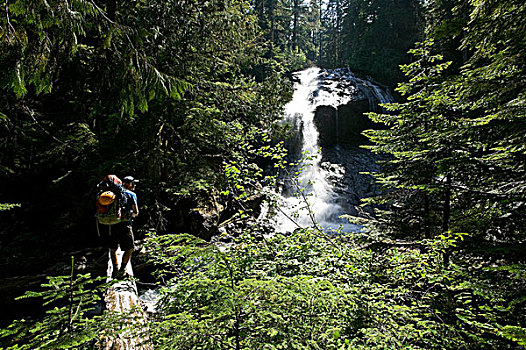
[100,249,153,350]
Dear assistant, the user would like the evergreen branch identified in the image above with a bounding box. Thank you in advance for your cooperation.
[359,239,425,252]
[23,106,65,145]
[87,0,115,24]
[5,0,16,41]
[206,334,237,350]
[449,183,525,199]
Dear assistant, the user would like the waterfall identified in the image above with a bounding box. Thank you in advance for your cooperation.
[282,67,339,231]
[275,67,351,233]
[273,67,393,234]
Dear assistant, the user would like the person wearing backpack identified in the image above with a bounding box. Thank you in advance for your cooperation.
[110,176,139,279]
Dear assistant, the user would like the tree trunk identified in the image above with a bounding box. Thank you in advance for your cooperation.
[424,193,431,238]
[442,174,451,233]
[442,174,451,267]
[292,0,299,50]
[270,0,275,56]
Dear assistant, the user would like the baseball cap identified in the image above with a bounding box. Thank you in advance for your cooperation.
[123,176,139,183]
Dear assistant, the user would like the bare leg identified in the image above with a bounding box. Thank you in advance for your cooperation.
[120,248,134,272]
[110,248,119,271]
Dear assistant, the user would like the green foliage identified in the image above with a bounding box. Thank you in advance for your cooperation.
[0,258,108,349]
[363,40,458,239]
[364,28,525,242]
[0,203,20,211]
[143,228,525,349]
[254,0,316,64]
[145,230,364,349]
[357,0,526,347]
[0,0,292,237]
[1,1,524,349]
[423,0,469,69]
[2,231,524,349]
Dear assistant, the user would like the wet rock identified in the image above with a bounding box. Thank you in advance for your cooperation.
[319,145,383,217]
[284,114,305,161]
[314,106,338,147]
[164,190,227,241]
[313,67,391,147]
[188,193,225,241]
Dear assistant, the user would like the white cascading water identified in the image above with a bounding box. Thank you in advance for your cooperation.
[274,67,392,234]
[276,67,357,233]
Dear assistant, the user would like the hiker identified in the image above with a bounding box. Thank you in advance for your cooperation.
[109,176,139,279]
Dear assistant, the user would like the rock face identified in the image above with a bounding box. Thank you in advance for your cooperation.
[320,145,384,216]
[165,188,266,241]
[314,100,372,147]
[165,191,226,241]
[311,69,392,215]
[313,68,391,147]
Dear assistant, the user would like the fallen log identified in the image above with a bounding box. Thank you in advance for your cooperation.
[100,249,153,350]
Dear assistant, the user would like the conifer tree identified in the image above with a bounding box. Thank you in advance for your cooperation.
[452,0,526,240]
[364,41,460,239]
[365,0,525,243]
[337,0,423,85]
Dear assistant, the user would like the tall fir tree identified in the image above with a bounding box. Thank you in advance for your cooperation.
[364,41,459,239]
[364,0,526,249]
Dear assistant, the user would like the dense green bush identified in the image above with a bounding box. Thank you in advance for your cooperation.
[143,228,525,349]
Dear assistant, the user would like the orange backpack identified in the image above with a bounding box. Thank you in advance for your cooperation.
[95,175,126,225]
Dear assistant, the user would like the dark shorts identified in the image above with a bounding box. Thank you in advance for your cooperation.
[106,222,136,251]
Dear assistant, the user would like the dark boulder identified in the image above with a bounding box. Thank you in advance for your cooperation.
[314,100,372,147]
